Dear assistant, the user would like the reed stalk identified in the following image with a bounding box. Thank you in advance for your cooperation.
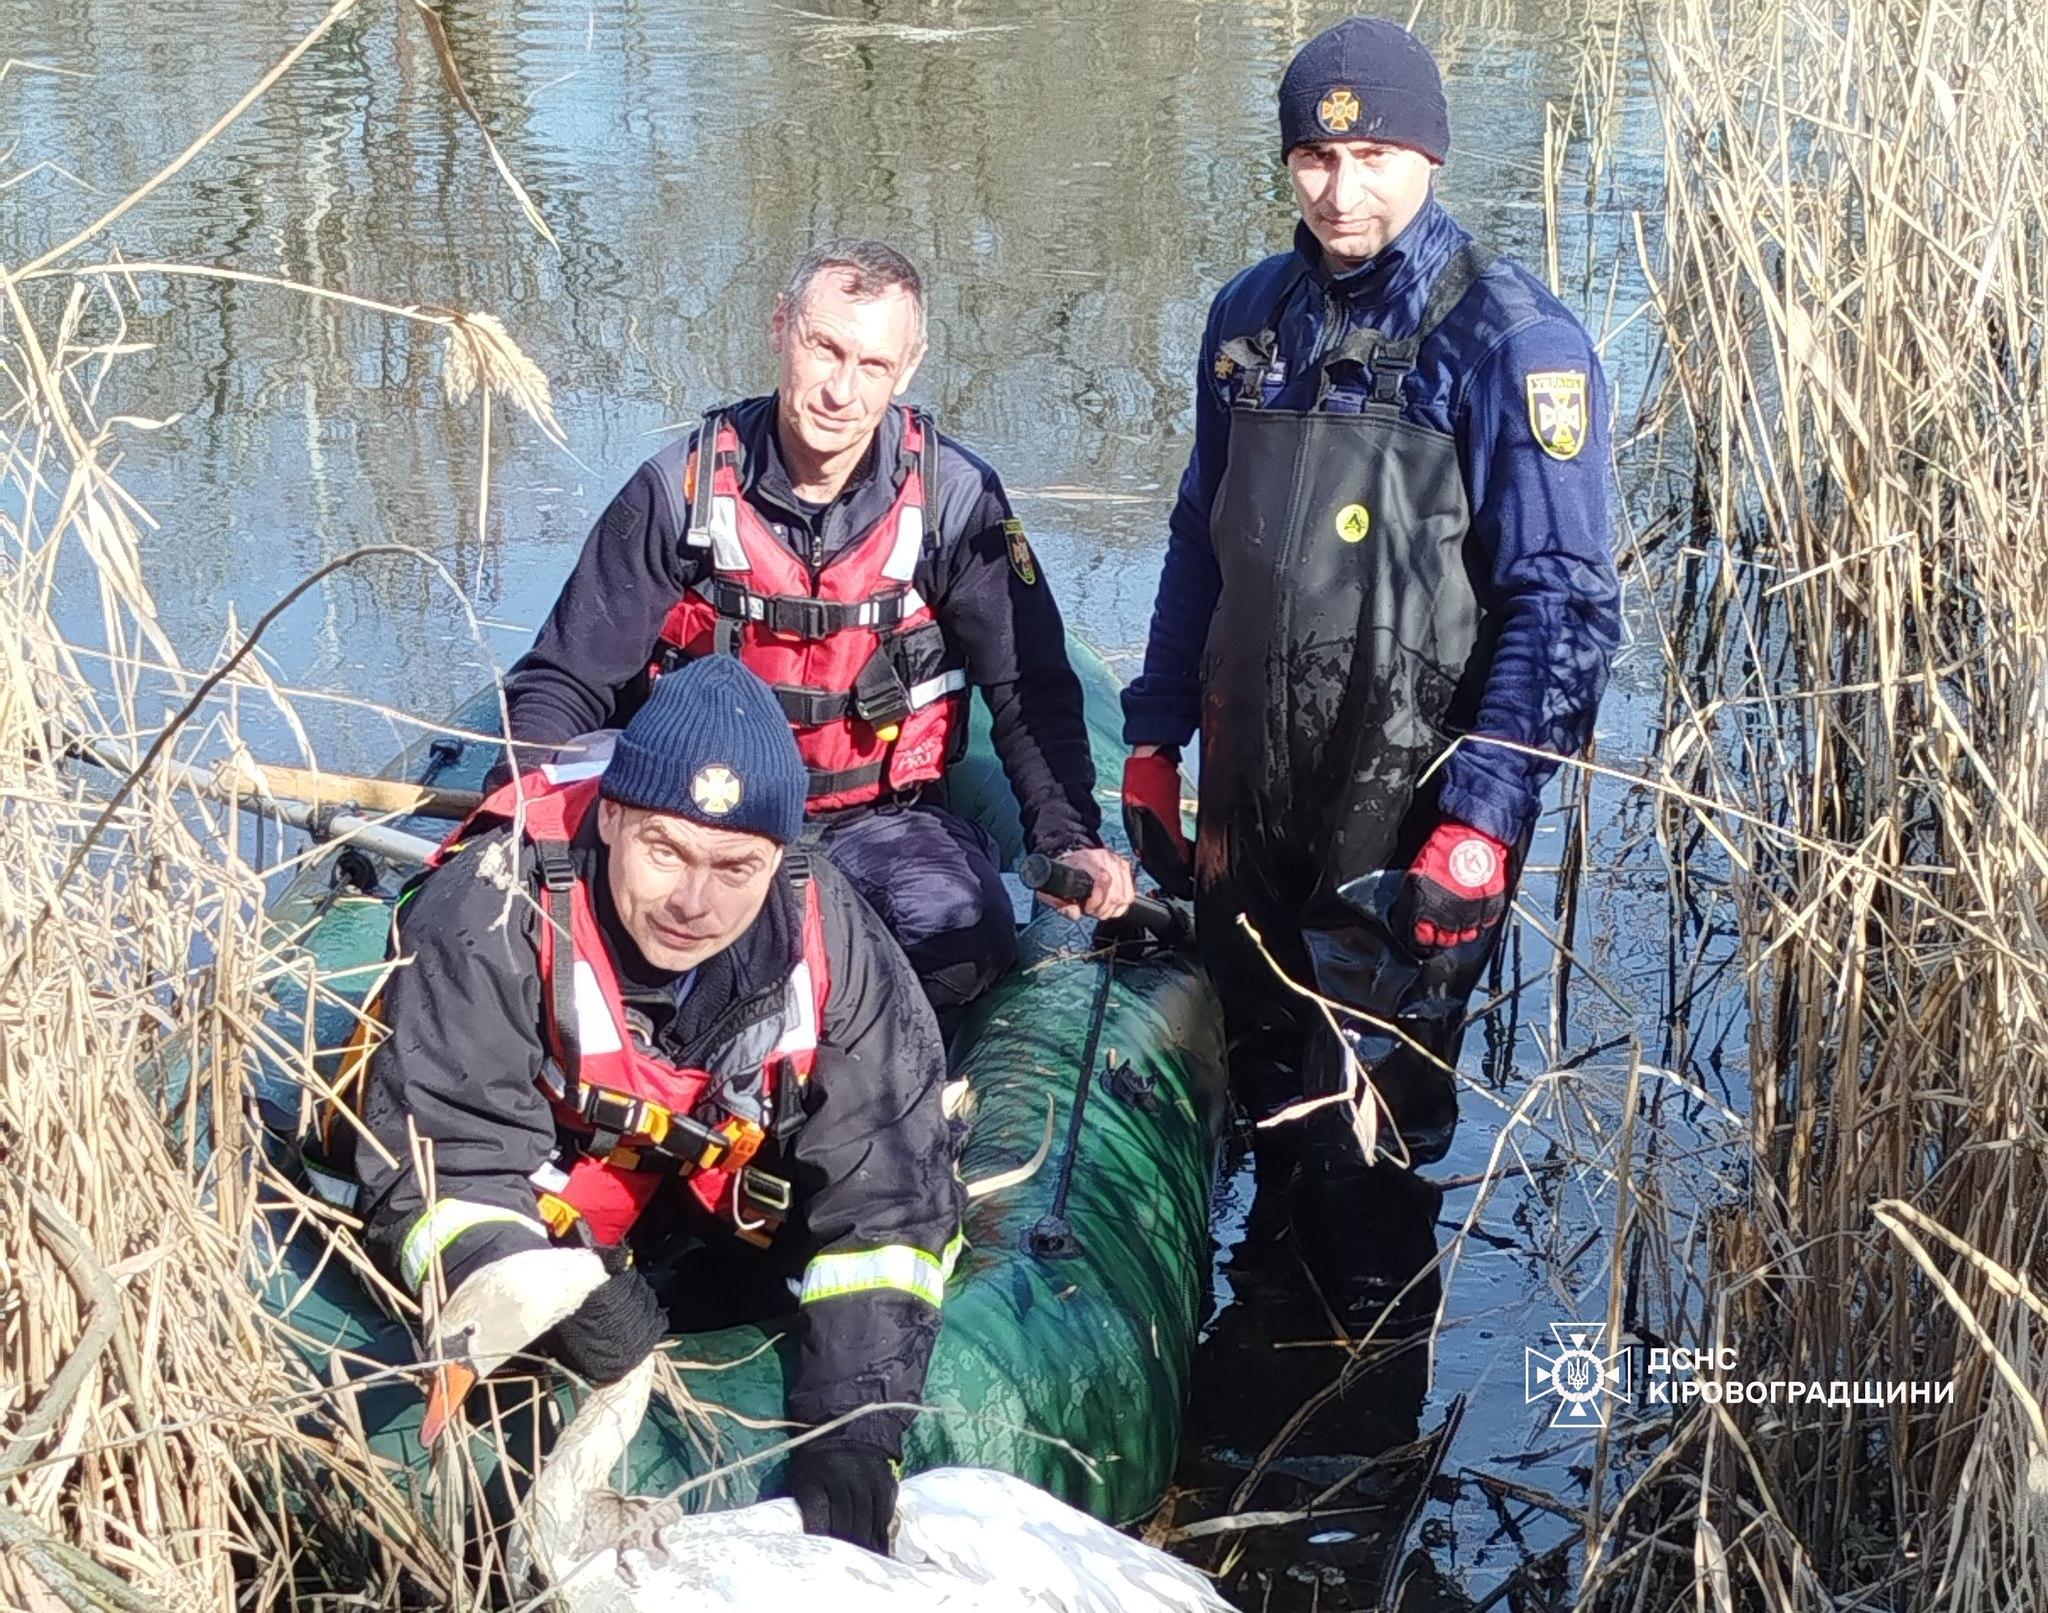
[1585,0,2048,1603]
[0,10,564,1606]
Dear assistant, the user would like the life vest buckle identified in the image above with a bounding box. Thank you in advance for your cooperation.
[533,839,577,893]
[579,1085,663,1145]
[761,594,836,642]
[737,1165,793,1216]
[851,651,912,730]
[536,1190,583,1238]
[716,1116,767,1171]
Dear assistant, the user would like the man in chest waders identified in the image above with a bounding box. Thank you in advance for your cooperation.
[1120,18,1621,1327]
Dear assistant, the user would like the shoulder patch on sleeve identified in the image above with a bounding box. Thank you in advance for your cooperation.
[1003,517,1039,585]
[1525,370,1589,461]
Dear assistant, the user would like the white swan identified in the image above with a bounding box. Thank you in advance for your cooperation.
[421,1248,1230,1612]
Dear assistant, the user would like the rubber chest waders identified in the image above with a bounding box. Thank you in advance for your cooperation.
[1195,241,1515,1161]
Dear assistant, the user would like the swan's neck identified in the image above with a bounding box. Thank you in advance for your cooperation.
[511,1355,657,1585]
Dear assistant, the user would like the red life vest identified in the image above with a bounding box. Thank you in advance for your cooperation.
[653,407,970,812]
[434,769,831,1246]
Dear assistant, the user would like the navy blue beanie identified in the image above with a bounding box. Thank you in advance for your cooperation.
[1279,17,1449,164]
[601,658,807,845]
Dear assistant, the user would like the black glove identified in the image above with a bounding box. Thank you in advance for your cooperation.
[786,1437,898,1555]
[538,1264,667,1385]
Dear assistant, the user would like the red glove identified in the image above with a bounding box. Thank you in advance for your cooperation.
[1120,752,1193,899]
[1403,821,1511,951]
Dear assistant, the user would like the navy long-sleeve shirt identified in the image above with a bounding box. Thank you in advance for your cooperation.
[505,396,1103,857]
[1122,197,1621,845]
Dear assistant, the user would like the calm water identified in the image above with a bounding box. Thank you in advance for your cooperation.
[4,3,1698,1606]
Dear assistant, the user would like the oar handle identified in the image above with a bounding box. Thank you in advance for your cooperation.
[69,737,444,866]
[1017,854,1192,946]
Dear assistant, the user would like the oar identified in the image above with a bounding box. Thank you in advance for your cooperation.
[1017,854,1192,947]
[72,738,449,867]
[212,756,481,822]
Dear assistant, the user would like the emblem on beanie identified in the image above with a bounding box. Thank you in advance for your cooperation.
[1318,87,1362,133]
[691,764,743,816]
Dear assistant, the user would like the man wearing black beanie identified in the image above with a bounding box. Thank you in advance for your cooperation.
[356,658,962,1554]
[1120,16,1622,1325]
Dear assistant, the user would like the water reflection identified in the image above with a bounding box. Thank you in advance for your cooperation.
[5,0,1594,763]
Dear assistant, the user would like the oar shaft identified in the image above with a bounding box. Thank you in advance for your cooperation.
[75,739,441,866]
[223,758,480,822]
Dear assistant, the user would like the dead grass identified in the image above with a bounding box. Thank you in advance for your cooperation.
[0,7,564,1606]
[1572,0,2048,1604]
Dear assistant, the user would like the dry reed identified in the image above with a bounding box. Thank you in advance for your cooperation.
[1,10,565,1608]
[1578,0,2048,1605]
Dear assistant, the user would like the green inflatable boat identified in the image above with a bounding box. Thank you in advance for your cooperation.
[251,641,1226,1526]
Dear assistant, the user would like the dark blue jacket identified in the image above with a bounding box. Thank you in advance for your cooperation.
[1121,197,1621,845]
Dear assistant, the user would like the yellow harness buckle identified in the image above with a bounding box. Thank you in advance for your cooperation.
[719,1118,768,1172]
[536,1192,582,1238]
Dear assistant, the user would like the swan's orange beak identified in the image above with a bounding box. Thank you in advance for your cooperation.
[420,1361,478,1446]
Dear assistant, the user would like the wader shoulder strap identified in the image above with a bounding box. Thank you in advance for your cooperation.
[1415,241,1498,342]
[1335,241,1502,405]
[1224,260,1316,403]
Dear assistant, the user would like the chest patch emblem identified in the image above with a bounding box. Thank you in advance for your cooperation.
[1318,88,1362,133]
[1526,370,1589,461]
[1334,502,1372,544]
[692,764,743,816]
[1004,517,1039,586]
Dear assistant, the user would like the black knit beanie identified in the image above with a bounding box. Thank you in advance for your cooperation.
[1279,17,1449,164]
[601,658,807,845]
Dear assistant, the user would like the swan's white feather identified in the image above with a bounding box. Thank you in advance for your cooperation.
[550,1498,1012,1612]
[894,1467,1232,1612]
[452,1247,1228,1612]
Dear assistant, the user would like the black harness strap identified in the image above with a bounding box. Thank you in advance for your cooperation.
[683,409,722,547]
[914,409,936,514]
[803,759,888,799]
[701,578,919,639]
[533,835,584,1091]
[771,850,814,1144]
[773,684,859,726]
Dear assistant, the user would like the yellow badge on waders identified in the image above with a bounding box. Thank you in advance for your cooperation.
[1526,370,1589,461]
[1334,503,1372,544]
[1004,517,1039,586]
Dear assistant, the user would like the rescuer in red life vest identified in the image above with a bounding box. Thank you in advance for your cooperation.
[496,239,1135,1016]
[357,657,963,1554]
